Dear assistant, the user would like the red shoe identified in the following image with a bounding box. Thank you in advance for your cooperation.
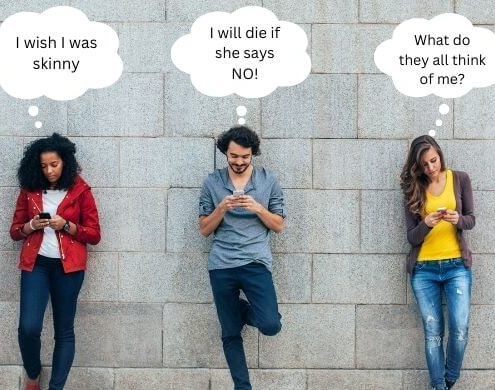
[25,380,40,390]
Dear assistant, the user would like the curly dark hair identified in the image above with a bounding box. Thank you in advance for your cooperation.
[18,133,81,191]
[400,135,446,217]
[216,126,261,156]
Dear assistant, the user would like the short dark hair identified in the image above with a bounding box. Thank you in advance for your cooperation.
[17,133,81,191]
[216,126,261,156]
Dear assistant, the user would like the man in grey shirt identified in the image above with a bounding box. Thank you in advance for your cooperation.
[199,126,286,390]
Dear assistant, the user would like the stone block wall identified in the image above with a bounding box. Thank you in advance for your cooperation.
[0,1,494,389]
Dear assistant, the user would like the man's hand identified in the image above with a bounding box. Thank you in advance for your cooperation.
[233,195,263,214]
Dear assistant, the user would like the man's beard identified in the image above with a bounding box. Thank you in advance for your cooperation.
[228,161,250,174]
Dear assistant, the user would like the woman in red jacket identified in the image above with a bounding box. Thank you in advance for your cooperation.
[10,133,101,390]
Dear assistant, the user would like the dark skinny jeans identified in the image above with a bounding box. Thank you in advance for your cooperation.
[18,255,84,390]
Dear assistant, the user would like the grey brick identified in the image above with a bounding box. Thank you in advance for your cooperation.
[115,369,210,390]
[68,73,163,137]
[273,254,311,303]
[166,0,262,22]
[75,137,119,187]
[0,138,24,186]
[0,1,62,20]
[79,252,119,302]
[164,71,261,137]
[402,370,432,390]
[119,23,189,73]
[455,1,495,24]
[308,369,403,389]
[356,305,424,368]
[313,139,407,190]
[472,255,495,305]
[272,190,360,253]
[119,252,211,303]
[469,191,494,254]
[450,370,495,389]
[1,187,20,251]
[32,367,114,390]
[262,74,357,138]
[442,141,495,191]
[454,88,495,139]
[464,306,495,368]
[359,75,454,139]
[0,366,20,390]
[361,190,408,253]
[75,303,162,367]
[69,0,166,22]
[257,139,312,189]
[360,0,453,23]
[120,138,213,188]
[0,252,21,301]
[259,304,355,368]
[163,303,258,368]
[167,188,211,253]
[211,368,307,389]
[313,254,406,304]
[402,370,495,389]
[312,24,393,73]
[91,188,166,252]
[263,0,357,23]
[0,91,67,136]
[0,302,19,364]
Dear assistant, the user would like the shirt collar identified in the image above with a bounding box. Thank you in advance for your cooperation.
[220,166,256,193]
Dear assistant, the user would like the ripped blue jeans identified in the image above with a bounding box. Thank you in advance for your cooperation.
[411,258,472,389]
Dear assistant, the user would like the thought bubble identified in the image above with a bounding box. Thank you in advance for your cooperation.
[236,105,247,124]
[0,6,123,101]
[374,13,495,98]
[171,6,311,98]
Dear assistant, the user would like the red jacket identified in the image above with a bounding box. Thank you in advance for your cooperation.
[10,175,101,273]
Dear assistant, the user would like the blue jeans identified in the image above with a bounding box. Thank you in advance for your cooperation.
[18,255,84,390]
[209,262,282,390]
[411,258,472,389]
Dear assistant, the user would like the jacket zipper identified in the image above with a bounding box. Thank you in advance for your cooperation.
[29,195,43,214]
[57,231,65,260]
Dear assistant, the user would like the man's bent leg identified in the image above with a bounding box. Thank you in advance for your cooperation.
[239,262,282,336]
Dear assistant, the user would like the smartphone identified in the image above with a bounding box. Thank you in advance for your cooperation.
[39,212,51,219]
[233,190,244,197]
[436,207,447,215]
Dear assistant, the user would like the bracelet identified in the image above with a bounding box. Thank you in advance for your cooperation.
[29,219,36,230]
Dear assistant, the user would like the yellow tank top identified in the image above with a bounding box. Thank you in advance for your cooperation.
[417,170,462,261]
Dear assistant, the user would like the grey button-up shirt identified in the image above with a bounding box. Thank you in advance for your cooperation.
[199,166,286,272]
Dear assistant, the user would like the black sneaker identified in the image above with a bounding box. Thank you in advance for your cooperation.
[446,380,455,389]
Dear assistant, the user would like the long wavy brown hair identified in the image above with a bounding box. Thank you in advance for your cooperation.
[400,135,446,217]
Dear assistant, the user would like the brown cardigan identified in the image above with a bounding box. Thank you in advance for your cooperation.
[404,170,475,274]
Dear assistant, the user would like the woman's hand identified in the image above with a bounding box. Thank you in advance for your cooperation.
[48,215,66,230]
[442,209,459,225]
[424,211,443,228]
[30,214,50,230]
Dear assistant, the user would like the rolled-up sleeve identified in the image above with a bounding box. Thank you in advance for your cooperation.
[199,180,215,217]
[268,179,286,218]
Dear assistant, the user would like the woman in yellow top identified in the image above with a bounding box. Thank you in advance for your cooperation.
[401,135,475,390]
